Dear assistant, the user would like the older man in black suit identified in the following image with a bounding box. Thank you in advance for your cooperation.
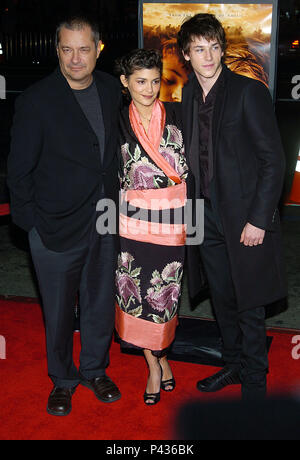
[178,14,287,399]
[8,16,121,415]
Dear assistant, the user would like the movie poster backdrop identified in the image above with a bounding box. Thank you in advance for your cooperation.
[138,0,279,101]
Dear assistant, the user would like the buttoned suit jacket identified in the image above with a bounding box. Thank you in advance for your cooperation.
[8,67,121,252]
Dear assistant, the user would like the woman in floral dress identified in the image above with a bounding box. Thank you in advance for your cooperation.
[115,49,188,405]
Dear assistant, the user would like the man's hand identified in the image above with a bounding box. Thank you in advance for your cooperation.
[240,223,265,247]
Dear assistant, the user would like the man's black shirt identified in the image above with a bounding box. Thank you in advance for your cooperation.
[194,69,224,199]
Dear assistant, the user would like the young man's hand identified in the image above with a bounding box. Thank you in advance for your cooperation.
[240,223,265,246]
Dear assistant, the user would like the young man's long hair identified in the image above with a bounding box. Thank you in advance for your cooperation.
[177,14,227,56]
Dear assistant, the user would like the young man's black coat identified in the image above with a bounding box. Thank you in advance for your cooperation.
[183,66,287,311]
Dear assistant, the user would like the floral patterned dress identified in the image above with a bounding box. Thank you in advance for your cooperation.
[115,102,188,356]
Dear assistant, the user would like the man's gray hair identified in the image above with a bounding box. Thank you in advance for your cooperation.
[55,16,101,48]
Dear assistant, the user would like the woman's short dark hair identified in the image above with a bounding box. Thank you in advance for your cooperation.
[177,13,227,55]
[55,15,101,48]
[115,49,163,79]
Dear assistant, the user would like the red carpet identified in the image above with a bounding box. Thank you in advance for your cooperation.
[0,299,299,440]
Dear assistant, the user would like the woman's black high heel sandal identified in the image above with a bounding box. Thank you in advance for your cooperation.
[144,364,162,406]
[161,377,176,392]
[159,358,176,392]
[143,391,161,405]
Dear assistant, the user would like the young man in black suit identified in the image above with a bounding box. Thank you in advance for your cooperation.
[178,14,287,399]
[8,16,121,415]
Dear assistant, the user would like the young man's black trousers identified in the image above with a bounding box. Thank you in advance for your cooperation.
[199,200,269,398]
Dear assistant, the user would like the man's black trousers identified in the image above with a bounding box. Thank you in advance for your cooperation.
[29,219,117,389]
[199,201,269,397]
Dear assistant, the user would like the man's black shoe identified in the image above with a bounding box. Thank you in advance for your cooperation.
[47,386,77,416]
[197,366,241,393]
[80,375,121,403]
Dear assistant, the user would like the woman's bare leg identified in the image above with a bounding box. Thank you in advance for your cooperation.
[143,350,162,404]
